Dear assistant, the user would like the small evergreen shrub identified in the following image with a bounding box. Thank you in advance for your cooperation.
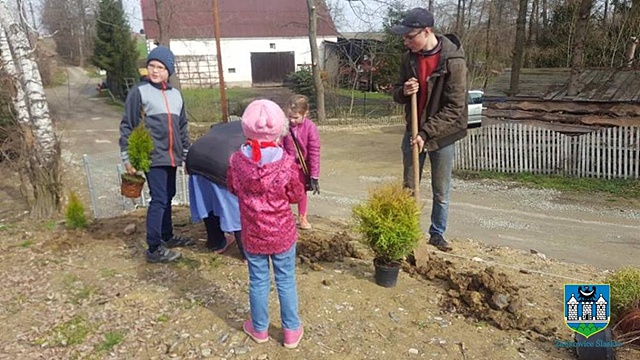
[127,124,153,174]
[65,192,87,229]
[352,182,422,264]
[607,267,640,321]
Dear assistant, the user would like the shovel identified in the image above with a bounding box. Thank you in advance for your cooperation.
[410,93,420,203]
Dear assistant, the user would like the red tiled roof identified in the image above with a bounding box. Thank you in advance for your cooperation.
[141,0,338,40]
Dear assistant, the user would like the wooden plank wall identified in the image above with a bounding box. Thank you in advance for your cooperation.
[455,124,640,179]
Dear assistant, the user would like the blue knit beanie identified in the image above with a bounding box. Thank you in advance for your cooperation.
[147,46,175,76]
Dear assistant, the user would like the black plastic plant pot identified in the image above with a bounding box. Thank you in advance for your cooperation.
[574,328,616,360]
[373,258,401,288]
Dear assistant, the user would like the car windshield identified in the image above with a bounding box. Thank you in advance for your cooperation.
[468,92,483,104]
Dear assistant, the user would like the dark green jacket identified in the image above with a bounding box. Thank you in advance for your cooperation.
[392,34,468,152]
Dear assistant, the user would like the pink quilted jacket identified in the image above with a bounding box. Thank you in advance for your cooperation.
[282,117,321,178]
[227,149,305,255]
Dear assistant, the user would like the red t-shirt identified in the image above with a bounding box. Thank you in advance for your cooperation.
[417,52,440,120]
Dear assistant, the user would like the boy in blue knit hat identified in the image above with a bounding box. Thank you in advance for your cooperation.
[119,45,193,263]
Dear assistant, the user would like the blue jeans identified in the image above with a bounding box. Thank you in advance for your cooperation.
[245,244,300,332]
[145,166,177,251]
[401,131,455,236]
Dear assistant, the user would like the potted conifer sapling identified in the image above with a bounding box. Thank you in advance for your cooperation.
[352,182,422,287]
[121,124,153,198]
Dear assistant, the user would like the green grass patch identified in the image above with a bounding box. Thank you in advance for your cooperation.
[100,268,116,278]
[84,67,104,78]
[454,170,640,198]
[48,316,91,346]
[51,68,68,86]
[40,220,58,231]
[332,88,392,100]
[181,87,261,122]
[136,39,148,60]
[95,331,125,353]
[0,224,14,231]
[177,256,200,270]
[62,273,98,304]
[156,314,169,323]
[20,240,33,248]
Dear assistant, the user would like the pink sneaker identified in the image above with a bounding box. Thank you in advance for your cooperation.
[243,320,268,344]
[283,326,304,349]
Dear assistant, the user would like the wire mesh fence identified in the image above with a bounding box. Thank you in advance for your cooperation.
[82,152,189,219]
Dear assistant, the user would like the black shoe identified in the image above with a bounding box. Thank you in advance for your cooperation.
[146,245,182,263]
[428,234,452,252]
[162,234,196,248]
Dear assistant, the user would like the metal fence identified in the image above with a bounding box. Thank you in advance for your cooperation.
[82,152,189,219]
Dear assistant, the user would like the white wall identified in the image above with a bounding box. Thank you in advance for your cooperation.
[150,36,337,87]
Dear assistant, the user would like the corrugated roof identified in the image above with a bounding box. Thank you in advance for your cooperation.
[485,67,640,103]
[140,0,338,40]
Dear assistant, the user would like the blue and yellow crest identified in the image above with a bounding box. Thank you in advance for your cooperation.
[564,284,610,338]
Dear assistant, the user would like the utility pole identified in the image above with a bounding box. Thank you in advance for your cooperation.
[212,0,228,122]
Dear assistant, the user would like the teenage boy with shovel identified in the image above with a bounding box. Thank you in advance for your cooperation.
[391,8,468,252]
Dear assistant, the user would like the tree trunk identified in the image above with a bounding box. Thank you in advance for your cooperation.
[527,0,538,44]
[0,0,62,219]
[509,0,529,96]
[567,0,593,97]
[307,0,326,123]
[0,29,30,126]
[484,0,493,88]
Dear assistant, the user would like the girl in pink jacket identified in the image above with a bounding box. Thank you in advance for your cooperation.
[282,95,321,230]
[227,99,305,349]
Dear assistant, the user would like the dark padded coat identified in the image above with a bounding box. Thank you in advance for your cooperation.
[186,121,245,187]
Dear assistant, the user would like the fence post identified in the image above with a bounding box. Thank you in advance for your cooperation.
[82,154,99,219]
[363,92,366,117]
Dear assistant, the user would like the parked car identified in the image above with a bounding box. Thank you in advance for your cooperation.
[468,90,484,128]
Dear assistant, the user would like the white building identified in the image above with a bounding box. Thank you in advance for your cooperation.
[140,0,338,88]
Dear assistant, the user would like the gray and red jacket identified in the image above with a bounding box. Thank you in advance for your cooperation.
[119,80,190,168]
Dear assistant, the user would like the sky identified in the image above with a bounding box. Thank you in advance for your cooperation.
[122,0,426,34]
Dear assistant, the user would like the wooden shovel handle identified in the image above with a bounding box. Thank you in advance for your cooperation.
[410,93,420,203]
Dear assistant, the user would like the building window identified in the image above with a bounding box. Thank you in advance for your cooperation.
[269,43,276,49]
[228,68,236,73]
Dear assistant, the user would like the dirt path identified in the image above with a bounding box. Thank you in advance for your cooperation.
[47,66,122,163]
[49,66,640,271]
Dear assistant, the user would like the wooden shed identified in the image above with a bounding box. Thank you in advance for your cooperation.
[484,68,640,131]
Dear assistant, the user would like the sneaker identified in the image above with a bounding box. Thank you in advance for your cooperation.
[298,215,312,230]
[146,245,182,263]
[162,234,196,248]
[243,320,268,344]
[428,234,452,252]
[283,326,304,349]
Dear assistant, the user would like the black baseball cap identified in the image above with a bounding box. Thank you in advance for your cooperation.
[391,8,435,35]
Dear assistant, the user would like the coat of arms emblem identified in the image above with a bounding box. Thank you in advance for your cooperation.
[564,284,611,338]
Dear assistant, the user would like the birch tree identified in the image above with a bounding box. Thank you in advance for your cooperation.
[0,0,62,219]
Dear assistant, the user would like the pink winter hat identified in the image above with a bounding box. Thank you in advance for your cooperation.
[241,99,287,142]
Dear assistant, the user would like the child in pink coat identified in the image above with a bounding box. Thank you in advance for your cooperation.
[227,99,305,349]
[281,95,321,230]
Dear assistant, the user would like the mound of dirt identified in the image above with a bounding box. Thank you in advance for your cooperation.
[411,258,555,335]
[297,231,368,263]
